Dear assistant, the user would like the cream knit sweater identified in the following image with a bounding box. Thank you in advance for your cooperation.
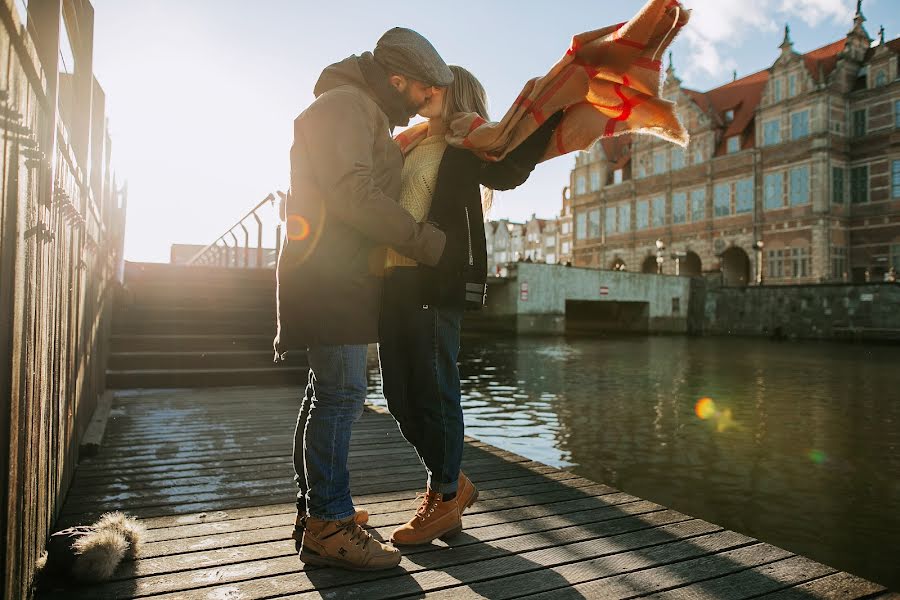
[385,134,447,269]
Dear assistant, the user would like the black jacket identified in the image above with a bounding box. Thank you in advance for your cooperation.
[418,111,564,309]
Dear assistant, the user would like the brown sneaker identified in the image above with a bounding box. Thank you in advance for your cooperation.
[390,490,462,546]
[291,508,369,542]
[299,516,400,571]
[456,472,478,516]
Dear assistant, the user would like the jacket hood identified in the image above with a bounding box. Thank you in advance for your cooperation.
[313,54,367,98]
[313,53,411,128]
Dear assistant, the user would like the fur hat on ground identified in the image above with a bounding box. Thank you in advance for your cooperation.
[36,512,145,583]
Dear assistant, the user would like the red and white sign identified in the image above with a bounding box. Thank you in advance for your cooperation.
[600,286,609,296]
[520,282,529,301]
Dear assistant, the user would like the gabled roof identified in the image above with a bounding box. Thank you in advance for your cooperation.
[803,39,846,83]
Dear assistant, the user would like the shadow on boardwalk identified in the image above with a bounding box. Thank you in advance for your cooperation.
[35,387,890,600]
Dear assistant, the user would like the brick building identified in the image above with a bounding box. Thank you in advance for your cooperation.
[567,5,900,285]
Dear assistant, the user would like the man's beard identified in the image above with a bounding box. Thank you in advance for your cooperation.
[400,88,426,117]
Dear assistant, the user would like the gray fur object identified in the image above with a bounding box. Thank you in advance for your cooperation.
[36,512,145,583]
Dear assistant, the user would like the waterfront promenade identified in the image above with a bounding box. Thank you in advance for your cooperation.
[36,386,893,599]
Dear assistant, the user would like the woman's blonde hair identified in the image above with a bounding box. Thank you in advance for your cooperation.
[443,65,494,214]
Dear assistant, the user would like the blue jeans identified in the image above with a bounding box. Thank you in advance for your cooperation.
[378,268,464,495]
[292,344,367,521]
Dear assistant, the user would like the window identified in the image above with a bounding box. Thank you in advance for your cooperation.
[714,183,731,217]
[789,166,810,206]
[893,160,900,198]
[790,110,809,140]
[831,167,845,204]
[690,189,706,222]
[693,145,704,164]
[852,109,866,137]
[575,212,587,239]
[895,100,900,129]
[636,200,649,230]
[850,166,868,203]
[831,247,847,280]
[652,196,666,227]
[653,151,666,175]
[561,222,570,234]
[673,192,687,224]
[588,209,601,238]
[561,241,570,254]
[725,109,734,122]
[637,160,647,179]
[671,147,685,170]
[727,136,740,153]
[613,169,623,184]
[767,249,784,278]
[736,178,753,213]
[576,175,586,195]
[619,203,631,233]
[875,70,887,87]
[672,297,681,314]
[765,172,784,210]
[763,120,781,146]
[590,171,601,192]
[788,74,797,97]
[892,244,900,271]
[774,79,782,102]
[605,207,617,235]
[791,247,810,278]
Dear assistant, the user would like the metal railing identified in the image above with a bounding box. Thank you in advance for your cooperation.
[186,191,284,269]
[0,2,126,597]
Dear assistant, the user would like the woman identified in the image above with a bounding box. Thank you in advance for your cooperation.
[379,65,562,546]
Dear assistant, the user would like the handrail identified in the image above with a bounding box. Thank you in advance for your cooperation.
[186,192,283,268]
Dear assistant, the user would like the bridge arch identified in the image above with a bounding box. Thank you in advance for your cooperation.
[609,256,627,271]
[681,251,702,277]
[641,255,658,274]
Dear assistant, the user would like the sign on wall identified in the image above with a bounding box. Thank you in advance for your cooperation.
[520,282,529,301]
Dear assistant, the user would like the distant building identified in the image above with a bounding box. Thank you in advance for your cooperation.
[567,6,900,284]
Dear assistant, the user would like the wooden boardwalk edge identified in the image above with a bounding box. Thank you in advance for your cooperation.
[35,386,895,600]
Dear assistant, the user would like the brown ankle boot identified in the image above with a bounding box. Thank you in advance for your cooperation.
[390,490,462,546]
[456,472,479,516]
[291,507,369,541]
[300,516,400,571]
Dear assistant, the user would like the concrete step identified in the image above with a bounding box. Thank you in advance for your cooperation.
[107,350,299,371]
[112,318,275,336]
[106,366,307,389]
[111,334,274,352]
[113,307,274,323]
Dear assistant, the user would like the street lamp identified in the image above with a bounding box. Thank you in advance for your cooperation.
[752,240,765,285]
[655,239,666,274]
[670,251,686,276]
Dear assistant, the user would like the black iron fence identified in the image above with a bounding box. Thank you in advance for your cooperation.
[0,1,126,597]
[186,191,284,269]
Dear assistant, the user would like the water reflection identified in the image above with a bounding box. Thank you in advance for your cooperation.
[367,335,900,589]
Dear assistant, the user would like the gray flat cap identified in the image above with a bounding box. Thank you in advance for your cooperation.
[373,27,453,87]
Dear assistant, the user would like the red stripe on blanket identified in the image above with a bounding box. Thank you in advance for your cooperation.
[633,57,662,70]
[566,37,581,56]
[613,33,647,50]
[467,116,486,134]
[529,65,577,124]
[555,122,567,155]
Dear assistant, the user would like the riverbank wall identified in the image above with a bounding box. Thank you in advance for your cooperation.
[464,263,900,342]
[695,279,900,342]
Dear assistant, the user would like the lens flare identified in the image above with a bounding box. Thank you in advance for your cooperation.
[695,397,716,420]
[808,449,827,465]
[694,397,738,432]
[286,215,311,241]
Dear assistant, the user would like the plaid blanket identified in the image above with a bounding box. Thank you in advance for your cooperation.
[397,0,689,161]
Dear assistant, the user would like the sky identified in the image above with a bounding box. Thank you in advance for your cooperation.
[87,0,898,263]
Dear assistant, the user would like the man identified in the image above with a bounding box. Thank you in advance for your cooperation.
[274,28,457,571]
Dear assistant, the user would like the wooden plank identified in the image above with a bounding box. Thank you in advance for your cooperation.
[78,389,114,457]
[37,390,890,600]
[760,572,889,599]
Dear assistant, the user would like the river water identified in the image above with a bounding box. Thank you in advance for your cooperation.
[367,335,900,588]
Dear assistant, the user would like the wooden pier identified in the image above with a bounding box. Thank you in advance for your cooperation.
[37,387,894,600]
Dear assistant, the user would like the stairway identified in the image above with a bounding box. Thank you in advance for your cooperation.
[107,262,307,388]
